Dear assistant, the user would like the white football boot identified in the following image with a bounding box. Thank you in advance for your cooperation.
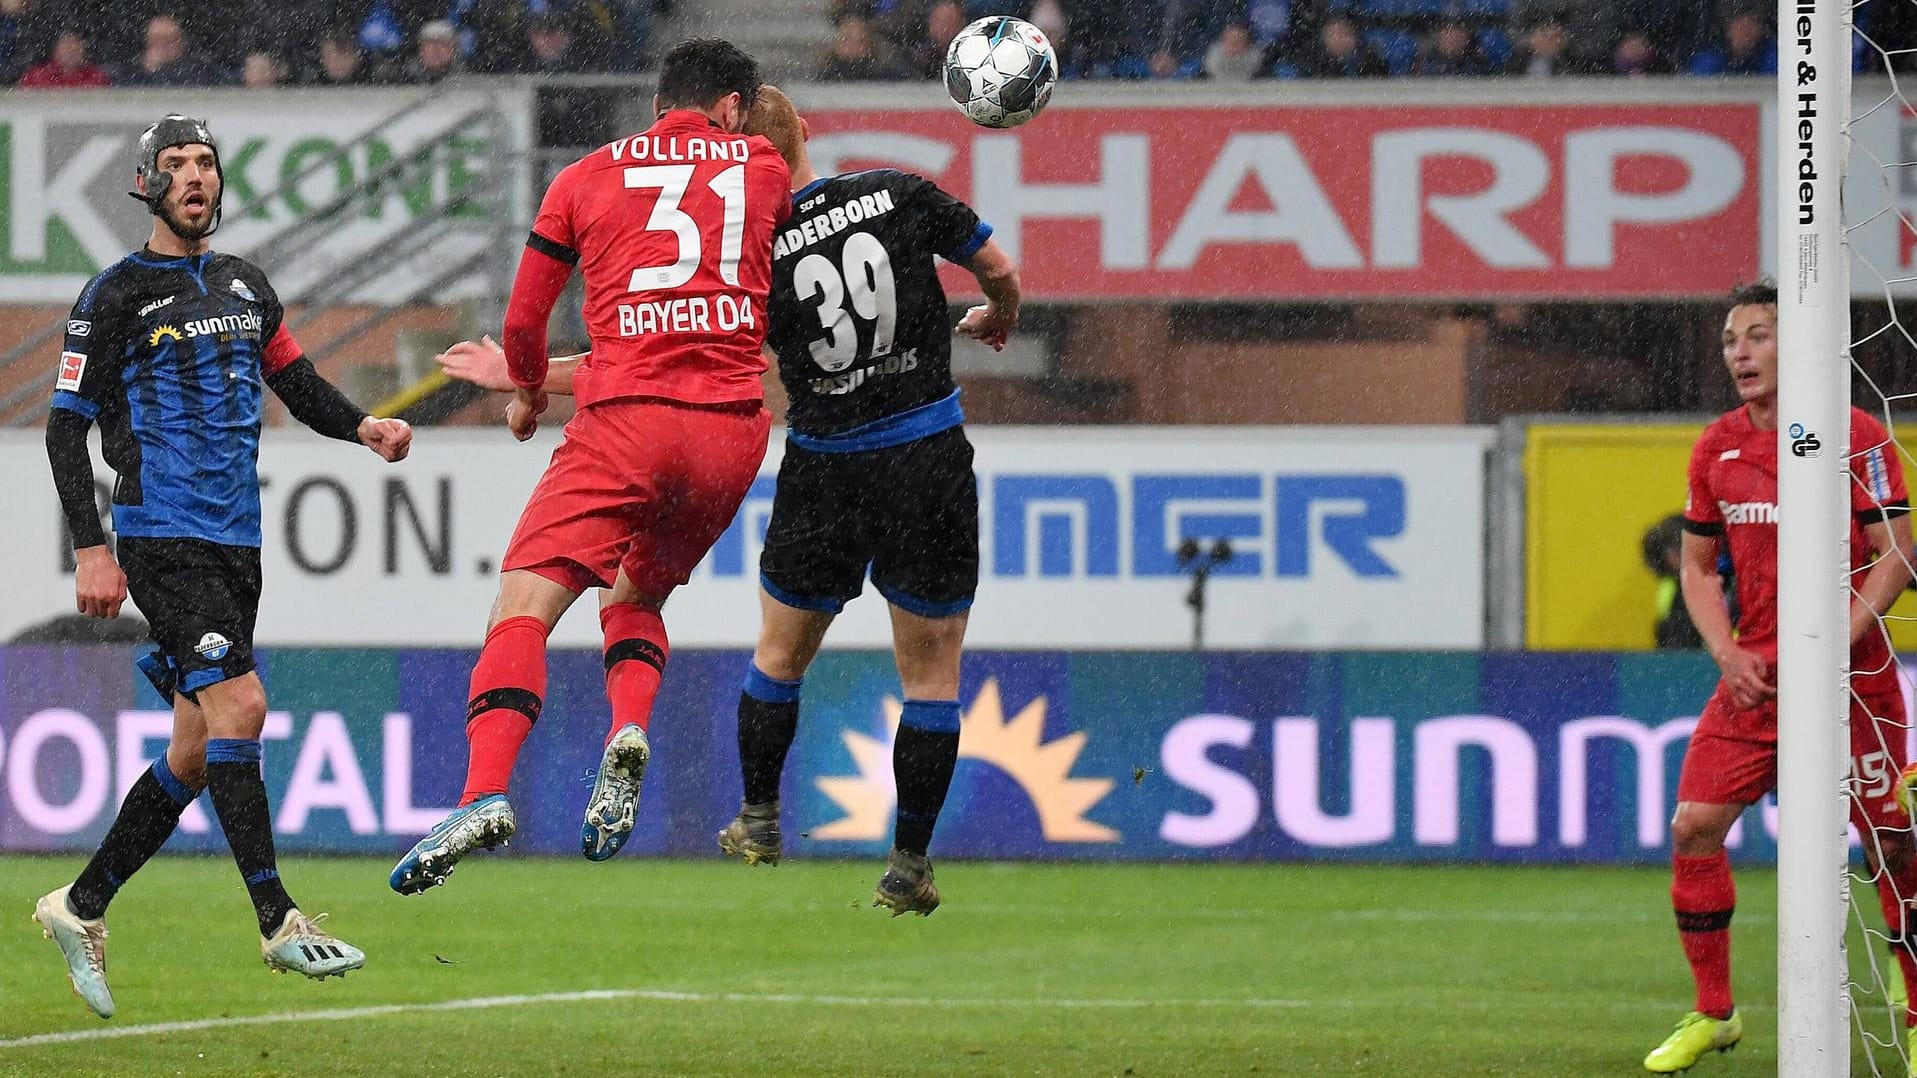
[33,885,115,1018]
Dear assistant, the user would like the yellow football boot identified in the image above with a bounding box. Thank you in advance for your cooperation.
[1644,1010,1742,1073]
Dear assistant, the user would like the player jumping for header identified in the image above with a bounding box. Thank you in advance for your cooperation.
[433,85,1020,914]
[390,39,792,894]
[34,115,412,1018]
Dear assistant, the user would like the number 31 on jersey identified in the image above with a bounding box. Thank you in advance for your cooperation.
[615,163,758,337]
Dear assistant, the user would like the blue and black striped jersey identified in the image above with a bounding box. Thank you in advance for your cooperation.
[764,169,991,447]
[52,249,298,548]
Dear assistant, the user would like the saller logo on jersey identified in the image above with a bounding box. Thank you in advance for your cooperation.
[55,351,86,391]
[67,320,90,337]
[1719,500,1779,525]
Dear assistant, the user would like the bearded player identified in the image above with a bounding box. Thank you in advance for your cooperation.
[34,115,412,1017]
[1644,279,1917,1073]
[390,39,791,893]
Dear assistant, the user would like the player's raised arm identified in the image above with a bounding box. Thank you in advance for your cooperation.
[500,163,586,439]
[256,292,410,461]
[957,238,1020,351]
[437,335,585,397]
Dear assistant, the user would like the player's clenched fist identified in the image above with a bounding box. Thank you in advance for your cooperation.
[508,387,546,442]
[358,416,413,461]
[73,545,128,619]
[956,303,1015,352]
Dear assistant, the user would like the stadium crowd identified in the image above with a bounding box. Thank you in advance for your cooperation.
[825,0,1912,82]
[0,0,664,89]
[0,0,1900,90]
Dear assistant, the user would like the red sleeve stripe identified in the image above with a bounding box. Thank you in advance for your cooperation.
[262,324,303,376]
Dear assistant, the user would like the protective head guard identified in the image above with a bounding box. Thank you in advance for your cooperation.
[129,114,221,233]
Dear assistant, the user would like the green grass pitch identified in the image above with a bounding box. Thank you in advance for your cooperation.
[0,855,1900,1076]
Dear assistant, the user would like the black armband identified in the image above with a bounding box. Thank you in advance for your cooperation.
[526,230,579,265]
[1860,500,1912,526]
[46,408,106,549]
[266,357,368,442]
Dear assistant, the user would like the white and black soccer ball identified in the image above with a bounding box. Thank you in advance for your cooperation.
[943,15,1058,130]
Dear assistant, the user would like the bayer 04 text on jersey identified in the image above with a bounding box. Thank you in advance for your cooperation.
[617,292,758,338]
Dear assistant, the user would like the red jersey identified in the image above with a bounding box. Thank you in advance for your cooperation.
[1683,405,1907,695]
[516,110,791,408]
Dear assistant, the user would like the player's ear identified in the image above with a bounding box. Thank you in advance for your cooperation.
[800,117,811,143]
[720,91,744,132]
[651,92,662,118]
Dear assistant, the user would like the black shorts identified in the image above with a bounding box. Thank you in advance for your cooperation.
[119,536,261,698]
[759,426,979,617]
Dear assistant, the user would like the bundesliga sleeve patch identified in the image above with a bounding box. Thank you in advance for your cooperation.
[56,351,86,391]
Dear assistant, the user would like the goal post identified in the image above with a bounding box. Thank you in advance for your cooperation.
[1776,0,1854,1072]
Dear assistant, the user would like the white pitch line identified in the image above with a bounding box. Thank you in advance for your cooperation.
[0,989,1312,1048]
[0,985,1784,1050]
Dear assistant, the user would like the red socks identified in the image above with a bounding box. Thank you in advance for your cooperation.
[1672,851,1737,1018]
[457,606,666,799]
[601,603,668,744]
[459,616,549,805]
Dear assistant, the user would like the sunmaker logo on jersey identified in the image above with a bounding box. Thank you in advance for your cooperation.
[1719,500,1779,525]
[144,313,263,349]
[182,311,263,339]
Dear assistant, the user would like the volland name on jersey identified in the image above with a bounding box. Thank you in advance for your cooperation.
[606,133,754,164]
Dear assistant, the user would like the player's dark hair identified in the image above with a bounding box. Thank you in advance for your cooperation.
[656,38,760,115]
[1641,513,1686,575]
[1728,278,1779,309]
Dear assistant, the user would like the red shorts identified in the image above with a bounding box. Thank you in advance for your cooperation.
[1677,684,1912,832]
[501,397,770,597]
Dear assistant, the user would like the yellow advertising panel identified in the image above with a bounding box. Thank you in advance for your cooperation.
[1524,421,1917,651]
[1525,424,1698,649]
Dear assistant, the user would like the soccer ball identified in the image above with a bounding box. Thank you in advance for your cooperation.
[944,16,1058,130]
